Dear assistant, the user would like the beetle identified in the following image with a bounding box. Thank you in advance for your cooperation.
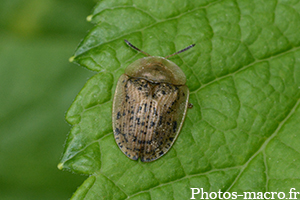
[112,40,195,162]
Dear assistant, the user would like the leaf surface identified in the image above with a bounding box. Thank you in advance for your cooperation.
[59,0,300,199]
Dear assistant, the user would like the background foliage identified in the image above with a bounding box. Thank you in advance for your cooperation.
[59,0,300,199]
[0,0,96,199]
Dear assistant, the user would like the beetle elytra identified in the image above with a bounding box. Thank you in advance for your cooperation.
[112,40,195,162]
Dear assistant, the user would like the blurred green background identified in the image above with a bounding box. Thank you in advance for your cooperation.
[0,0,98,199]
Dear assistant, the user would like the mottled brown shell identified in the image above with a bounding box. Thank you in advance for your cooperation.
[112,56,189,162]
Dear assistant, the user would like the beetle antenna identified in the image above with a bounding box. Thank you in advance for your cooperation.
[125,40,151,56]
[165,44,196,59]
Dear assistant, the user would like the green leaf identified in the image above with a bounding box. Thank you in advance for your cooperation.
[59,0,300,199]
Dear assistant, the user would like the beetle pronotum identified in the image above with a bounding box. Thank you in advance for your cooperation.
[112,40,195,162]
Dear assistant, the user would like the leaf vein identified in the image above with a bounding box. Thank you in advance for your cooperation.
[225,98,300,192]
